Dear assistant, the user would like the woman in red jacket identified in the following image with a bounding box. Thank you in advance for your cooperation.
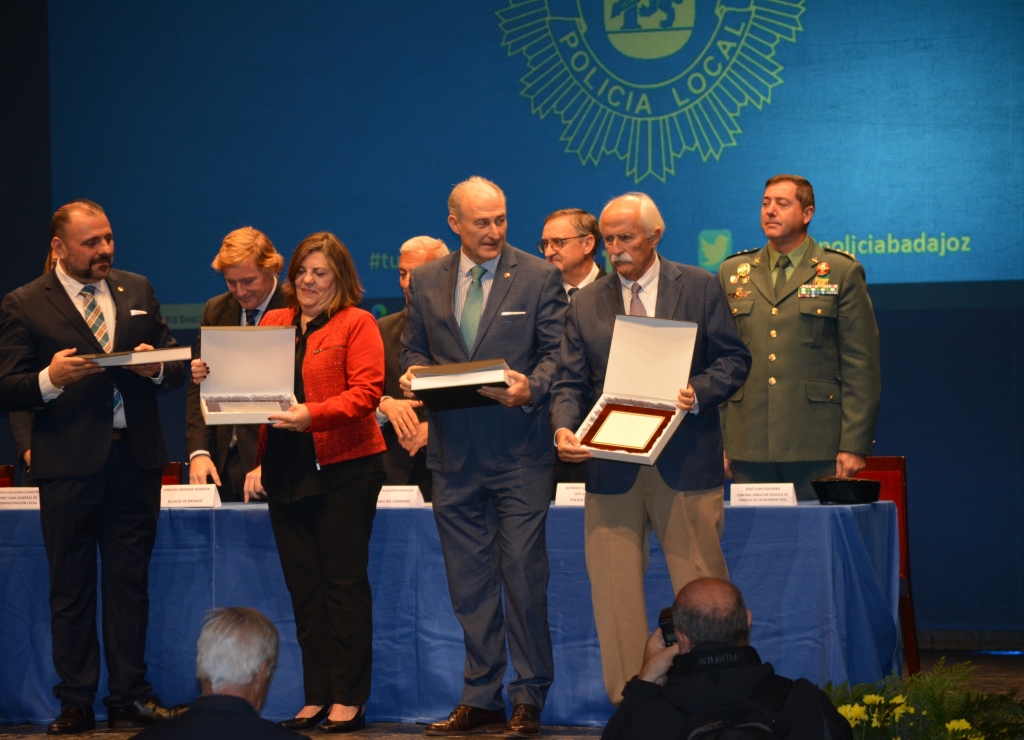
[240,232,386,732]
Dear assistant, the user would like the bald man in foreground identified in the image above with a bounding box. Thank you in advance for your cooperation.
[602,578,852,740]
[400,177,567,737]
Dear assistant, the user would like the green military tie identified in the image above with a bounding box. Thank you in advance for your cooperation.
[460,265,486,350]
[774,254,792,300]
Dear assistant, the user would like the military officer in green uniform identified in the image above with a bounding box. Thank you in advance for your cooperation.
[718,175,881,500]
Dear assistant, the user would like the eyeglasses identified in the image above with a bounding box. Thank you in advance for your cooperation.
[537,234,587,254]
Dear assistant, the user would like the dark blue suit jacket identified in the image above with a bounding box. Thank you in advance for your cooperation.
[549,257,751,493]
[0,268,185,478]
[400,246,568,474]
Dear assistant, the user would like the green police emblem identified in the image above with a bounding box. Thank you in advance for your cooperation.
[497,0,805,182]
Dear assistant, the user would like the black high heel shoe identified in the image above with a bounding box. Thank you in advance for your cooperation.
[279,704,331,730]
[319,705,366,733]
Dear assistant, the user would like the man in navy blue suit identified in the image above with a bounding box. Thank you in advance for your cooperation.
[550,193,751,705]
[400,177,567,737]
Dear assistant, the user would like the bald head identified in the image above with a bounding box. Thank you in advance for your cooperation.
[672,578,751,649]
[448,176,506,220]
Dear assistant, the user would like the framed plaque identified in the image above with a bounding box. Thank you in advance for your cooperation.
[579,403,675,454]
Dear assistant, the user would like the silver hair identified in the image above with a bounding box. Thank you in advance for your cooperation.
[448,176,506,219]
[601,192,666,238]
[399,236,449,258]
[196,607,279,692]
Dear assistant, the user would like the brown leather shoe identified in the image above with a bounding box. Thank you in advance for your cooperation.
[424,704,507,735]
[506,704,541,737]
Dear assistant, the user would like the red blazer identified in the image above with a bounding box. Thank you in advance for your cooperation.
[259,306,386,466]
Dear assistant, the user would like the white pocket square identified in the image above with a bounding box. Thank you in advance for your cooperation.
[130,309,148,316]
[500,311,526,316]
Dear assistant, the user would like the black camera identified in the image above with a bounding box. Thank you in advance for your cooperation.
[658,607,677,646]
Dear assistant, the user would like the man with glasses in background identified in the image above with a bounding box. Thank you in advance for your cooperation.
[539,208,606,299]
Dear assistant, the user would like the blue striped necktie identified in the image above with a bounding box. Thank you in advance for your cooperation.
[79,284,123,417]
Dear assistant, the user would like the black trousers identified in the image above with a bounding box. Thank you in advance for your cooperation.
[37,438,161,707]
[268,471,384,706]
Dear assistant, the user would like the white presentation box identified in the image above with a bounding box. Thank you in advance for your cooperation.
[376,485,425,508]
[575,316,697,466]
[199,326,297,425]
[729,483,798,507]
[161,484,222,508]
[0,487,40,509]
[554,482,586,506]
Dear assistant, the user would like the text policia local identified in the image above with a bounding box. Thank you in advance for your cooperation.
[819,233,971,258]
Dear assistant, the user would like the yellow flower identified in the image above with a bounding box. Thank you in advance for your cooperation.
[862,694,885,705]
[946,719,972,732]
[893,705,908,722]
[837,704,868,727]
[889,695,906,705]
[871,710,882,728]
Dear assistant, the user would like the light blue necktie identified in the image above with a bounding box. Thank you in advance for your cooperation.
[460,266,486,350]
[79,284,123,417]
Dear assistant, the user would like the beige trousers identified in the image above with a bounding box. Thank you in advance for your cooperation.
[584,465,728,704]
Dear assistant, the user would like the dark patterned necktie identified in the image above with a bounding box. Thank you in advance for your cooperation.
[79,284,123,417]
[244,309,259,326]
[567,286,579,300]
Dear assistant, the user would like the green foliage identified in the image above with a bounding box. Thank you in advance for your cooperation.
[825,659,1024,739]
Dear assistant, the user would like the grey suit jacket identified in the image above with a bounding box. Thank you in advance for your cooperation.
[400,246,568,473]
[550,257,751,494]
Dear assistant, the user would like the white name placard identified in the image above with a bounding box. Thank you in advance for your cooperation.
[377,485,425,508]
[0,487,40,509]
[161,484,222,509]
[730,483,797,507]
[554,483,586,507]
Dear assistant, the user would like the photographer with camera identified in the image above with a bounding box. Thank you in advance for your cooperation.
[601,578,852,740]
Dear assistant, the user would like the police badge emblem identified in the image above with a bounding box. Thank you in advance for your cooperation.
[497,0,806,182]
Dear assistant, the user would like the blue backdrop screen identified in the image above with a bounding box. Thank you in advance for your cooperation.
[47,0,1024,305]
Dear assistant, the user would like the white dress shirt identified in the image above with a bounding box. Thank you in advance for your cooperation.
[563,261,602,295]
[617,254,660,317]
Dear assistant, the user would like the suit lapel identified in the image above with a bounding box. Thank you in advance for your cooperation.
[440,252,469,357]
[108,272,134,351]
[654,258,682,319]
[775,240,819,303]
[472,247,516,356]
[747,246,775,304]
[44,271,106,352]
[607,272,626,316]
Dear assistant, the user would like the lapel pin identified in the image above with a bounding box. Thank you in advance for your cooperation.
[503,272,510,278]
[117,286,124,292]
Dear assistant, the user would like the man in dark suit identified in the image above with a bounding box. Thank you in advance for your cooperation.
[375,236,449,501]
[539,207,607,299]
[539,208,606,486]
[185,227,286,502]
[550,193,751,705]
[0,200,186,733]
[399,177,568,737]
[134,607,301,740]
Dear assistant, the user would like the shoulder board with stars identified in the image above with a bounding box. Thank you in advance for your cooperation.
[823,246,856,261]
[724,248,760,259]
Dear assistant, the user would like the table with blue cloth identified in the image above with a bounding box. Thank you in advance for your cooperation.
[0,501,898,727]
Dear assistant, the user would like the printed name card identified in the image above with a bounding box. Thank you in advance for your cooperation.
[554,483,586,507]
[730,483,797,507]
[160,484,222,508]
[377,486,425,508]
[0,487,40,509]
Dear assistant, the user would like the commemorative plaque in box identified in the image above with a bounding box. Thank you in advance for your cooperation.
[199,326,297,425]
[575,316,697,465]
[410,359,512,411]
